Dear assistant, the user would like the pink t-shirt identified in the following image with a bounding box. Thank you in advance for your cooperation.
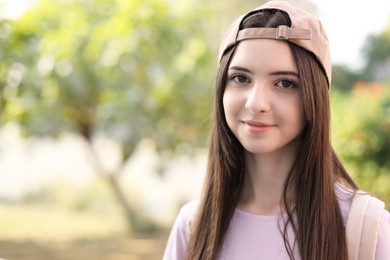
[163,188,390,260]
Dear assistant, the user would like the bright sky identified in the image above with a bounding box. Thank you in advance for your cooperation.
[1,0,390,69]
[0,0,35,18]
[310,0,390,69]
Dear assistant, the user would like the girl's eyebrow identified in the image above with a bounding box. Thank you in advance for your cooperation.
[270,71,300,78]
[229,66,253,74]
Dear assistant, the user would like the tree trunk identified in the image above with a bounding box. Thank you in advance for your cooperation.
[106,173,137,233]
[83,137,156,234]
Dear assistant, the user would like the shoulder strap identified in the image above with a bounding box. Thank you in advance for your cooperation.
[346,193,385,260]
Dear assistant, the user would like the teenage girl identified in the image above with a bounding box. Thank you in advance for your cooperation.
[163,1,390,259]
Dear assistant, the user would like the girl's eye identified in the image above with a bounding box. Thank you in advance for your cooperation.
[275,79,297,89]
[231,74,251,84]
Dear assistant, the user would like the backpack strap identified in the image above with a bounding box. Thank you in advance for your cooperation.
[346,193,385,260]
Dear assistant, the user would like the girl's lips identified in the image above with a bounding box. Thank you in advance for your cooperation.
[243,120,275,134]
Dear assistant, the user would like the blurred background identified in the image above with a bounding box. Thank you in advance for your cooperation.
[0,0,389,259]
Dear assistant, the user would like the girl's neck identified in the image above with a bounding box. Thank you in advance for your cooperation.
[238,145,297,215]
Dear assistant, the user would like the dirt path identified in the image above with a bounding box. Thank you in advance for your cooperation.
[0,232,168,260]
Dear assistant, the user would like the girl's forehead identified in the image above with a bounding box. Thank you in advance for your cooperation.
[229,39,298,74]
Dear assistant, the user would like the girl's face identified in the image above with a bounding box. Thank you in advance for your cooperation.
[223,39,306,155]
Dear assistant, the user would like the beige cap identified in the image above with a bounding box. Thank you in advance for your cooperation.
[219,1,331,84]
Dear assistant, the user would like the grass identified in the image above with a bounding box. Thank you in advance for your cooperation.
[0,203,127,241]
[0,203,169,260]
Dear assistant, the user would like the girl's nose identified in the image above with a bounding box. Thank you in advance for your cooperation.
[245,83,271,113]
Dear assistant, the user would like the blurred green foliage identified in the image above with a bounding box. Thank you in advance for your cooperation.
[330,16,390,208]
[362,17,390,82]
[2,0,219,157]
[331,85,390,208]
[0,0,221,231]
[331,64,360,92]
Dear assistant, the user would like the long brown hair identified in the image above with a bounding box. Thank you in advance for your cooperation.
[186,9,358,260]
